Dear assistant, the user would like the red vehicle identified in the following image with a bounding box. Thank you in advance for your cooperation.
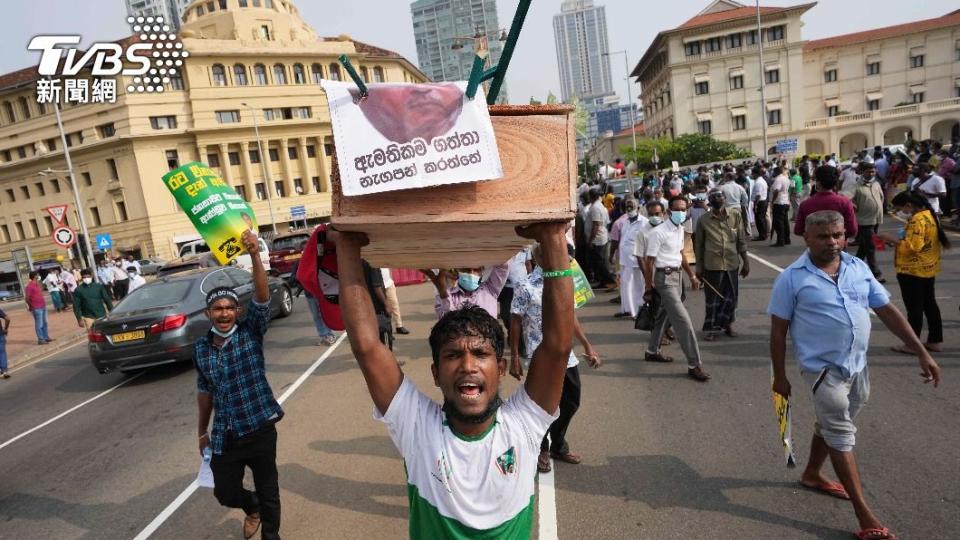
[268,231,311,279]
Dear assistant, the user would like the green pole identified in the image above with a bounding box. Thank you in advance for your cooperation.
[486,0,532,105]
[338,54,368,98]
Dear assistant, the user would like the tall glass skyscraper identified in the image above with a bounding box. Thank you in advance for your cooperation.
[125,0,193,30]
[410,0,508,103]
[553,0,613,103]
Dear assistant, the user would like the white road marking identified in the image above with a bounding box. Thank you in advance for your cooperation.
[133,333,347,540]
[0,372,144,451]
[538,463,559,540]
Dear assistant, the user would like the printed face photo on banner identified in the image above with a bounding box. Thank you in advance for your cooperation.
[349,83,464,144]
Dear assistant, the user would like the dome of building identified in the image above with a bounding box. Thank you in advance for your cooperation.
[180,0,317,43]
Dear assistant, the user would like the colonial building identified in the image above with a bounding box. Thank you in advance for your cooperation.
[0,0,427,271]
[632,0,960,158]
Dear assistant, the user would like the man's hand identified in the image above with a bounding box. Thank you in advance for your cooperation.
[199,433,209,456]
[327,228,369,250]
[583,346,601,369]
[77,320,84,328]
[515,221,569,243]
[772,376,791,398]
[240,229,260,256]
[689,275,701,291]
[509,354,524,381]
[740,261,750,278]
[918,351,941,388]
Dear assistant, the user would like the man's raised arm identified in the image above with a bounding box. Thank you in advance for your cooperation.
[516,222,574,413]
[331,231,403,415]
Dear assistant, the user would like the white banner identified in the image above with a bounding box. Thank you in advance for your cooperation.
[321,80,503,196]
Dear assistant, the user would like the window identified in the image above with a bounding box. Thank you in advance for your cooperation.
[107,158,119,179]
[252,0,260,6]
[324,141,334,156]
[98,123,116,138]
[234,64,248,85]
[207,152,220,167]
[746,30,758,45]
[37,99,46,115]
[306,144,316,158]
[697,120,711,135]
[827,105,839,117]
[17,146,27,158]
[274,181,285,197]
[212,64,227,86]
[207,1,215,11]
[219,0,227,8]
[328,64,341,81]
[74,131,84,144]
[89,207,101,227]
[168,73,184,90]
[294,177,304,194]
[228,152,240,165]
[684,42,701,56]
[215,110,240,123]
[5,188,14,202]
[50,178,61,193]
[239,0,248,5]
[272,64,287,84]
[116,201,128,221]
[2,150,9,162]
[268,148,279,161]
[767,109,781,125]
[910,54,924,68]
[82,172,92,186]
[296,107,310,118]
[311,63,324,84]
[867,99,880,111]
[150,115,178,129]
[35,182,45,196]
[866,62,880,75]
[15,222,24,240]
[196,4,204,15]
[18,96,31,120]
[29,219,40,237]
[373,66,385,82]
[765,69,780,84]
[694,81,709,95]
[733,115,746,131]
[254,64,268,85]
[255,182,266,200]
[293,64,306,84]
[43,216,53,233]
[0,225,8,242]
[705,37,722,53]
[21,186,30,199]
[727,33,742,48]
[911,92,924,104]
[824,69,837,82]
[260,25,271,40]
[263,109,276,121]
[766,25,784,41]
[235,184,248,201]
[3,101,14,123]
[165,149,179,170]
[312,176,321,192]
[281,107,293,120]
[360,67,369,83]
[729,75,743,90]
[287,146,298,159]
[249,149,261,163]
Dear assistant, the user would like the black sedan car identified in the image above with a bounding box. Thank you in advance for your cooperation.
[89,267,293,373]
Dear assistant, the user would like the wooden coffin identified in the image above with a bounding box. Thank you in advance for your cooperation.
[331,104,577,269]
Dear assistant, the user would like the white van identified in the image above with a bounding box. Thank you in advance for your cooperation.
[177,238,271,273]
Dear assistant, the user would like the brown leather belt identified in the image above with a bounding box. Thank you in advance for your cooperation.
[656,267,681,275]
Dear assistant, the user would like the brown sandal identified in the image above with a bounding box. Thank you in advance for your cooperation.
[550,451,582,465]
[537,451,551,473]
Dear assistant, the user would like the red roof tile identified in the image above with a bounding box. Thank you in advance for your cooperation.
[804,10,960,50]
[614,123,645,138]
[678,6,787,30]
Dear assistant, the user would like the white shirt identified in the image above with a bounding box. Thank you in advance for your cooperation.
[43,273,62,292]
[376,377,556,534]
[618,215,649,267]
[770,175,791,205]
[751,177,768,202]
[380,268,395,289]
[60,270,77,292]
[124,259,142,273]
[110,265,128,281]
[127,274,146,292]
[644,220,685,268]
[840,167,859,194]
[911,174,947,214]
[588,201,609,246]
[504,250,530,288]
[632,221,657,261]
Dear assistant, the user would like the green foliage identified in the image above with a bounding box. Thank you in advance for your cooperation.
[621,133,752,170]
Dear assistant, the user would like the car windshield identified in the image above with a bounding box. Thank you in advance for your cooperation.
[112,281,193,314]
[138,260,152,265]
[272,235,308,251]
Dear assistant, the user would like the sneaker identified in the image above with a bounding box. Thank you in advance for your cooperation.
[395,326,410,335]
[319,334,338,346]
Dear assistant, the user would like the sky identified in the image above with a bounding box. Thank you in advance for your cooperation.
[2,0,957,107]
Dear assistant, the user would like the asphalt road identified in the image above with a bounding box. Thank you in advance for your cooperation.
[0,219,956,539]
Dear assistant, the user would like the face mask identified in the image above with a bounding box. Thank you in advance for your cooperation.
[694,193,707,201]
[82,278,92,285]
[211,324,237,338]
[458,273,481,292]
[670,211,686,225]
[627,209,638,218]
[648,216,663,226]
[896,210,912,220]
[862,174,875,183]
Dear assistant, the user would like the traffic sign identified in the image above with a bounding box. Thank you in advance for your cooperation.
[45,204,69,225]
[776,138,799,154]
[290,205,306,219]
[52,226,76,248]
[96,234,112,250]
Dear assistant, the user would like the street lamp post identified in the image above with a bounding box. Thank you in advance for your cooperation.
[756,0,769,160]
[52,99,99,277]
[241,102,278,235]
[603,49,638,194]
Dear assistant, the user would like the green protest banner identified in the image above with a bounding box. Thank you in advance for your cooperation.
[163,162,258,266]
[571,259,594,309]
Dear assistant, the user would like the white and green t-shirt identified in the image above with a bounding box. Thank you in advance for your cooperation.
[376,377,558,539]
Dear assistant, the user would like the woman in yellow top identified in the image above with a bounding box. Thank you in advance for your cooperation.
[881,190,951,353]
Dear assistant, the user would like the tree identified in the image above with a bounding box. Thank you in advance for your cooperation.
[622,133,751,170]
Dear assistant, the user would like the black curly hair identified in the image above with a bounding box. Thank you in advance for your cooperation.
[429,305,504,366]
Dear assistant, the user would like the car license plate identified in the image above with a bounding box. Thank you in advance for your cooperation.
[284,254,301,261]
[112,330,145,343]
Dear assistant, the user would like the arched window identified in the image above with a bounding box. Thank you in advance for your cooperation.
[233,64,248,85]
[254,64,268,85]
[292,63,306,84]
[3,101,13,123]
[273,64,287,84]
[360,66,369,83]
[18,96,31,119]
[373,66,385,83]
[311,63,323,84]
[328,63,341,81]
[211,64,227,86]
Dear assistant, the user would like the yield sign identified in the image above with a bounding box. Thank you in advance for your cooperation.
[45,204,69,225]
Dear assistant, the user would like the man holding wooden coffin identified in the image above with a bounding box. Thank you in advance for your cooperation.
[333,222,574,539]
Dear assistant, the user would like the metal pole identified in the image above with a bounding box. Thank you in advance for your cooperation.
[53,99,98,278]
[244,104,278,235]
[756,0,769,160]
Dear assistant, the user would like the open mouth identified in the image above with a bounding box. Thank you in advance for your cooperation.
[457,382,484,401]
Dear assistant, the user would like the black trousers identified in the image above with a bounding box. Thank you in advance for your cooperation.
[541,366,581,454]
[498,287,526,357]
[588,243,617,285]
[771,204,791,245]
[211,424,281,540]
[855,225,881,276]
[113,278,129,300]
[754,201,769,240]
[896,274,943,344]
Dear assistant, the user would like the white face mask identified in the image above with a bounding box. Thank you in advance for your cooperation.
[82,278,93,285]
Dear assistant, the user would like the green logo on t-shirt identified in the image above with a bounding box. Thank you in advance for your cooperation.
[495,446,516,475]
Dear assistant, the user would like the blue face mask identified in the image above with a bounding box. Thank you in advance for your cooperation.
[670,211,686,225]
[648,216,663,226]
[458,273,481,292]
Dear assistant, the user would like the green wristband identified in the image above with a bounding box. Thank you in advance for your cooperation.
[542,268,574,278]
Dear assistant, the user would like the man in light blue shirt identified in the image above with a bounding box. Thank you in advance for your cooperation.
[768,210,940,540]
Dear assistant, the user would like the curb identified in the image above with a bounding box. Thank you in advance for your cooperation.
[8,330,88,371]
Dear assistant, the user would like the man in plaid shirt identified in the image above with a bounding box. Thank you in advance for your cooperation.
[196,230,282,540]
